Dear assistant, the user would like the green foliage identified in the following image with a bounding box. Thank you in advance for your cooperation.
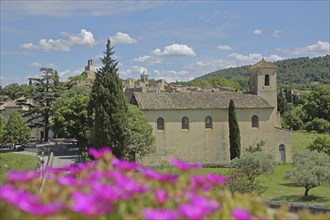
[0,153,38,184]
[305,118,330,133]
[197,55,330,89]
[0,115,6,141]
[303,84,330,121]
[89,39,129,158]
[228,99,241,160]
[229,151,275,195]
[232,151,276,181]
[52,92,90,146]
[125,104,155,161]
[307,136,330,156]
[185,77,241,90]
[0,83,32,100]
[3,111,31,143]
[277,89,287,115]
[284,150,330,197]
[282,105,304,130]
[68,73,87,82]
[245,140,266,153]
[25,68,65,141]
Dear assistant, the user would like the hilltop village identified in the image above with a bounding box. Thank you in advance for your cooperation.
[1,58,292,165]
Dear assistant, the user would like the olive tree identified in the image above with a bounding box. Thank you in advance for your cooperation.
[284,150,330,197]
[229,151,275,194]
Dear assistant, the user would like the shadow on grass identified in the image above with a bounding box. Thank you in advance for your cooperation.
[271,195,329,203]
[280,182,302,187]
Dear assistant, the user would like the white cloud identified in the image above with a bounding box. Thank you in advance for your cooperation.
[1,51,31,56]
[30,62,41,67]
[272,29,282,37]
[20,29,96,52]
[120,66,148,77]
[217,44,232,51]
[152,44,196,56]
[110,32,137,44]
[63,29,96,47]
[253,29,263,35]
[133,55,163,65]
[153,69,192,82]
[2,1,164,18]
[277,41,330,56]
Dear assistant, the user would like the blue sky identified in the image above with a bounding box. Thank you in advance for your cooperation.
[1,1,329,86]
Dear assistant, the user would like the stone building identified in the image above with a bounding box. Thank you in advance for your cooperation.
[130,59,292,166]
[0,97,52,141]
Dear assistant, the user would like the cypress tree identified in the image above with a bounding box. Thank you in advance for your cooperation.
[89,39,128,158]
[228,99,241,160]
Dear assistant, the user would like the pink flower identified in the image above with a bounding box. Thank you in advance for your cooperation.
[190,174,211,191]
[178,193,220,219]
[57,175,76,185]
[231,208,252,220]
[142,208,179,220]
[138,168,178,184]
[205,173,228,185]
[112,158,139,171]
[7,170,38,182]
[168,158,202,171]
[0,184,65,216]
[71,191,112,216]
[154,189,168,204]
[88,147,112,159]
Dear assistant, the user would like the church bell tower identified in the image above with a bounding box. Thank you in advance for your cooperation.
[249,59,278,108]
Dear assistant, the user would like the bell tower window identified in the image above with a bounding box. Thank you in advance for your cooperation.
[265,75,270,86]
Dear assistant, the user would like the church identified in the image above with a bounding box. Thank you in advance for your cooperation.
[130,59,292,166]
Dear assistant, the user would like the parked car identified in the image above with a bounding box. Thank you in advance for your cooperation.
[13,144,25,151]
[1,142,14,148]
[24,142,37,148]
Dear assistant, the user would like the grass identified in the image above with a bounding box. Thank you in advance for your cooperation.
[292,130,328,152]
[258,164,330,206]
[0,152,39,184]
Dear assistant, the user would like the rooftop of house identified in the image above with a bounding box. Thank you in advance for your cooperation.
[132,92,272,110]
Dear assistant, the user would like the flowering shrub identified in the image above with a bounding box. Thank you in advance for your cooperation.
[0,148,328,219]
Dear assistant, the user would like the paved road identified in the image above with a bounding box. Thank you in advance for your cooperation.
[48,145,80,168]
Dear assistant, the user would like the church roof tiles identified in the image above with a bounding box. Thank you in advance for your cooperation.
[250,58,278,69]
[132,92,272,110]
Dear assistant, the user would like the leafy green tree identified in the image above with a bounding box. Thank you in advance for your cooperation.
[124,104,155,161]
[89,39,129,158]
[3,111,30,143]
[305,118,330,133]
[0,115,7,141]
[307,136,330,156]
[282,106,304,130]
[228,99,241,160]
[284,150,330,197]
[303,84,330,121]
[52,92,90,147]
[25,68,64,141]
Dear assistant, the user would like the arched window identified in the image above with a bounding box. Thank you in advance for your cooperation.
[279,144,286,162]
[182,117,189,130]
[157,117,164,130]
[265,74,270,86]
[205,116,213,129]
[252,115,259,128]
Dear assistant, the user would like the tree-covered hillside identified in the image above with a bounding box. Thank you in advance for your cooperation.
[196,55,330,89]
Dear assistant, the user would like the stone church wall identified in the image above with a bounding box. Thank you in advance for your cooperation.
[140,108,292,166]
